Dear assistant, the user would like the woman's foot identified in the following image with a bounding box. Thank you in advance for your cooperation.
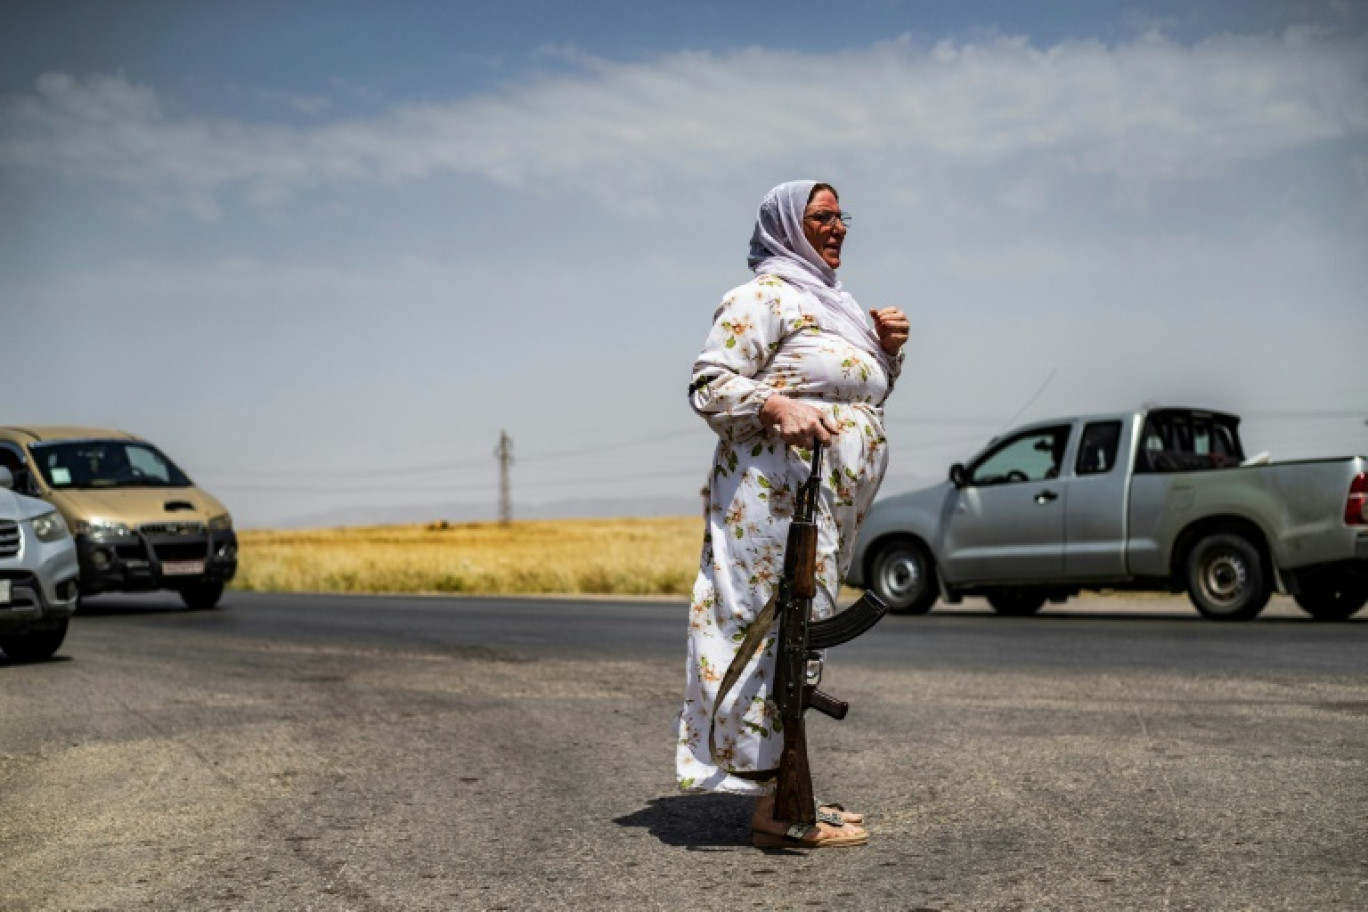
[818,801,865,825]
[751,794,868,848]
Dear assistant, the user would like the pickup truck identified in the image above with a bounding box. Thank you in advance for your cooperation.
[846,407,1368,621]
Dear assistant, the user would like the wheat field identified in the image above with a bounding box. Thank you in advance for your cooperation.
[232,517,703,596]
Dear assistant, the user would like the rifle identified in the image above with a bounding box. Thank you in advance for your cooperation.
[772,440,890,827]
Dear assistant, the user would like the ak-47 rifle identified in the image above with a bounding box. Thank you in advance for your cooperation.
[772,440,890,827]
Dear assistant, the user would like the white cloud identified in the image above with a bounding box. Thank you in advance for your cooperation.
[3,31,1365,216]
[4,26,1366,525]
[258,89,333,116]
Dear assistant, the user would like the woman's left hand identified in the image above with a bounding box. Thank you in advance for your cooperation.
[870,307,910,356]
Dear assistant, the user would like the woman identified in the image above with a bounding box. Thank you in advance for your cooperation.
[676,180,909,848]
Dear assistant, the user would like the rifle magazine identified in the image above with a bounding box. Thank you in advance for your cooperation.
[807,591,890,651]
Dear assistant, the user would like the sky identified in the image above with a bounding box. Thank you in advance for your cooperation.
[3,0,1367,529]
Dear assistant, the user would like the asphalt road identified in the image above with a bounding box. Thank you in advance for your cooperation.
[1,591,1365,911]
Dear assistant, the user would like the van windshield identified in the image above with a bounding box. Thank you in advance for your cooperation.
[31,440,194,490]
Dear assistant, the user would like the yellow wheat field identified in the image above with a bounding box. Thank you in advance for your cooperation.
[232,517,704,596]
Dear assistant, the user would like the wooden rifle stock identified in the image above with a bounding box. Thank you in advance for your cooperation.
[773,504,818,822]
[772,443,823,826]
[772,440,891,827]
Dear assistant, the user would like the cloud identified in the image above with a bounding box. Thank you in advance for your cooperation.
[257,89,333,116]
[2,30,1365,217]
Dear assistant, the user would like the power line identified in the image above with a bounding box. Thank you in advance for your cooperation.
[195,426,708,481]
[1241,409,1368,420]
[200,409,1367,497]
[515,428,705,463]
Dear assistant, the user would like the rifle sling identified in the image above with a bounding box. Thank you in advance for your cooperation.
[708,592,780,781]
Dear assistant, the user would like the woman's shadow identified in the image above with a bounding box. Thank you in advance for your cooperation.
[613,793,756,850]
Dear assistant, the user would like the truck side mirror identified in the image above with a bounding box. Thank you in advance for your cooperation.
[0,467,11,490]
[949,463,968,488]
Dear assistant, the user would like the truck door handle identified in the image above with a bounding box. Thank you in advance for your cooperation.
[1034,489,1059,504]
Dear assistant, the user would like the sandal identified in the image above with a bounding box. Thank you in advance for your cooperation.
[752,819,869,849]
[817,798,865,825]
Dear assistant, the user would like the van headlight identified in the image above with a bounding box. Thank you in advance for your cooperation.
[74,519,132,539]
[33,511,71,542]
[208,513,233,532]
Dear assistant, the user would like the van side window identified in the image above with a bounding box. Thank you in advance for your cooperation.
[0,444,34,494]
[1076,421,1122,476]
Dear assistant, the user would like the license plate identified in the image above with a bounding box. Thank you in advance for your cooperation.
[162,560,205,576]
[0,580,9,604]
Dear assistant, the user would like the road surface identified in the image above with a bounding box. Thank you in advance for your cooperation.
[1,592,1364,911]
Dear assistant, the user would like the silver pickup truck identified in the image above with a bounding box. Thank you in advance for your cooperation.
[847,407,1368,621]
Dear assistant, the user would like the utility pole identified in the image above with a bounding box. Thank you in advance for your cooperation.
[495,430,514,526]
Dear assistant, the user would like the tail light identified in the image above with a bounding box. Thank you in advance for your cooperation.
[1347,473,1368,525]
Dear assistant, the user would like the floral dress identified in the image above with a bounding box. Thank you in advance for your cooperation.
[676,274,901,795]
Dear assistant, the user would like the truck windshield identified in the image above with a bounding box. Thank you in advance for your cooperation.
[30,440,194,490]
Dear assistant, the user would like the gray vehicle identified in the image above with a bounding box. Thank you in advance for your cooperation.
[847,407,1368,621]
[0,467,80,661]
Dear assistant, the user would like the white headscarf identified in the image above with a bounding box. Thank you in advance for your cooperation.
[746,180,890,374]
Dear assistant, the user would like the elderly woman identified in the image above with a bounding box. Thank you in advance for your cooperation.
[676,180,909,848]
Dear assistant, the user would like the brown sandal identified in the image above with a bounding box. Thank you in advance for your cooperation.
[817,798,865,825]
[752,820,869,849]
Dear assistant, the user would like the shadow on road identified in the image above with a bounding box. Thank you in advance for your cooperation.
[75,598,199,618]
[614,794,757,850]
[0,655,73,670]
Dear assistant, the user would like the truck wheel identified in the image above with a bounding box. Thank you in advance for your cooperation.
[0,618,69,663]
[1294,573,1368,621]
[1186,533,1269,621]
[179,581,224,610]
[867,539,938,615]
[986,589,1046,616]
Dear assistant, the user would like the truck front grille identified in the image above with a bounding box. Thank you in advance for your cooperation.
[0,521,19,558]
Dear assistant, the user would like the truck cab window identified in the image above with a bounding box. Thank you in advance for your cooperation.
[969,426,1071,485]
[1137,411,1245,472]
[1076,421,1122,476]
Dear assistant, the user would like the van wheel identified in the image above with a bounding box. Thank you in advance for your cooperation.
[867,539,938,615]
[986,589,1046,616]
[180,581,224,610]
[0,618,69,662]
[1294,572,1368,621]
[1186,533,1269,621]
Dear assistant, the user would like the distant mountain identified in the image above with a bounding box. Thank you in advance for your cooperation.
[256,472,939,530]
[263,494,704,530]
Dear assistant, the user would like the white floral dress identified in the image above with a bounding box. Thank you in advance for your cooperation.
[676,274,901,795]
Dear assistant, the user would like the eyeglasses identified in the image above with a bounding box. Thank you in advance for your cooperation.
[803,210,852,227]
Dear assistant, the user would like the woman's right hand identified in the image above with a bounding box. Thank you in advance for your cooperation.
[760,394,837,446]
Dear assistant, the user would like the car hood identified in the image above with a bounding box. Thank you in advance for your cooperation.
[0,487,60,523]
[47,487,230,527]
[868,480,955,518]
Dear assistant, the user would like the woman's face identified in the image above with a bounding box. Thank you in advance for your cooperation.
[802,189,847,270]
